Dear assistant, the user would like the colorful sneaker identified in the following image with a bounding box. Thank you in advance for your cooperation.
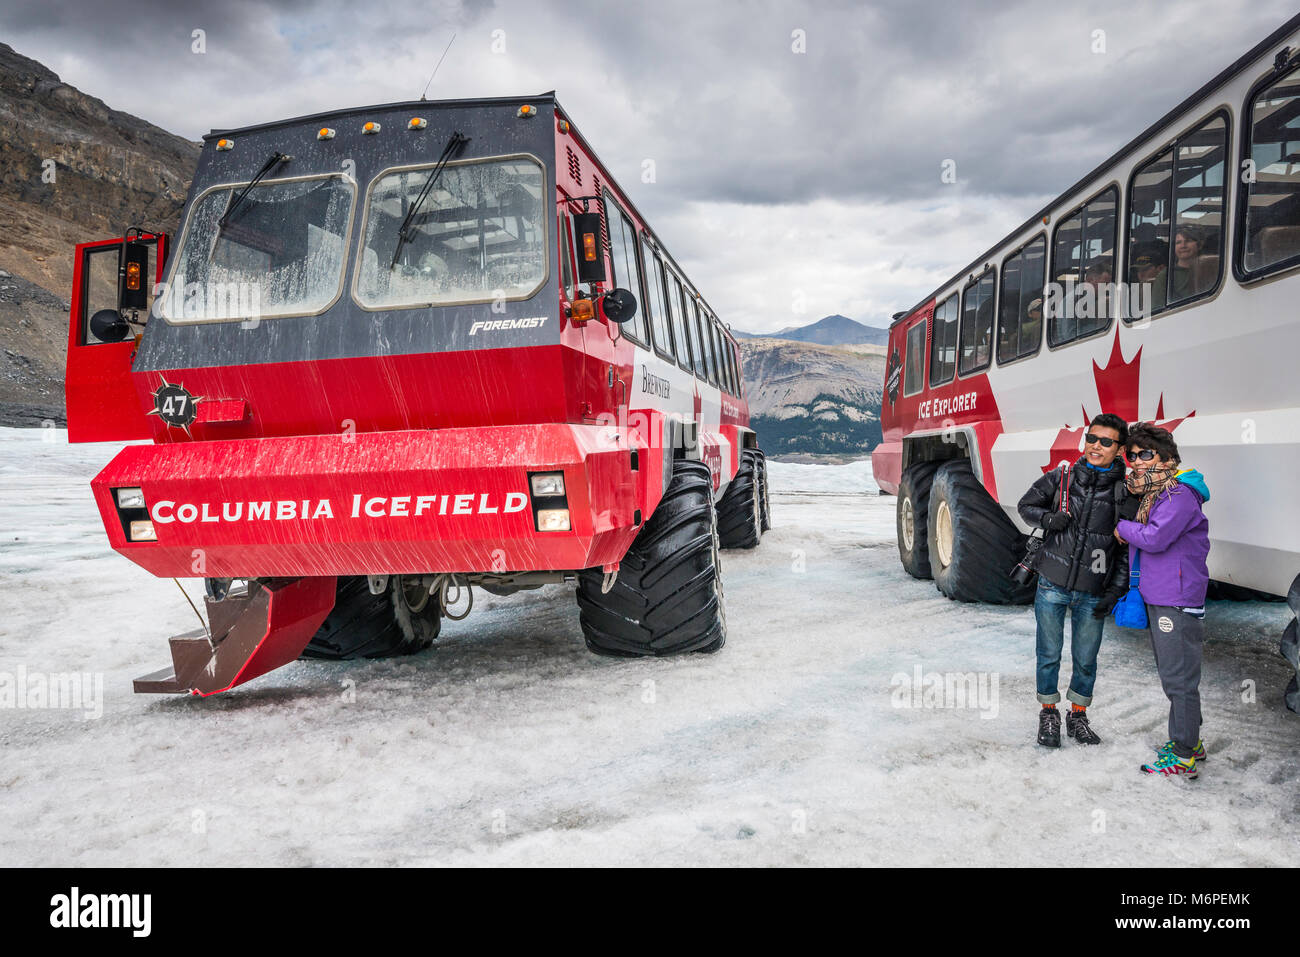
[1156,739,1206,762]
[1141,750,1198,778]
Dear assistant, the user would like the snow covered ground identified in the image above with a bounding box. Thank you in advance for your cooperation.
[1,427,1297,866]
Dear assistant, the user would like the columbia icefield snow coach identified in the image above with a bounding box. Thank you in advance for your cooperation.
[65,94,770,696]
[872,15,1300,711]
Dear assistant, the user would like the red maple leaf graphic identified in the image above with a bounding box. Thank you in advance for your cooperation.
[1040,328,1194,473]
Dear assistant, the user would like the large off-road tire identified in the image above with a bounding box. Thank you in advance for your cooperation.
[717,449,762,549]
[897,461,939,580]
[754,450,772,531]
[576,459,727,657]
[301,575,441,660]
[927,459,1035,604]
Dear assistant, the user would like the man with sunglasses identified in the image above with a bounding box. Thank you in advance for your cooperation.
[1018,414,1131,748]
[1114,424,1211,778]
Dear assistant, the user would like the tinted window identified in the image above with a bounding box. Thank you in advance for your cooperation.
[1239,66,1300,276]
[667,273,693,371]
[701,314,720,385]
[606,207,649,345]
[691,302,709,378]
[903,320,926,396]
[1048,186,1118,345]
[958,270,996,375]
[998,236,1046,363]
[1126,114,1227,316]
[641,241,674,358]
[929,293,959,386]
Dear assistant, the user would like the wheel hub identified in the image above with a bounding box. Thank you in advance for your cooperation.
[935,500,954,568]
[901,497,915,551]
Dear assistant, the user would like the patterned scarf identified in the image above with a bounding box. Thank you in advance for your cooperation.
[1126,465,1179,523]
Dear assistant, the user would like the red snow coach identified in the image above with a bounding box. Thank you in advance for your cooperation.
[872,16,1300,709]
[65,94,769,696]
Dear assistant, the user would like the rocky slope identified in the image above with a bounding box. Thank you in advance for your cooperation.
[0,42,199,424]
[740,337,885,457]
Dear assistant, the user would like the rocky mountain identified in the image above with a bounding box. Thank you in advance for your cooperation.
[739,337,885,457]
[735,314,890,347]
[0,42,200,425]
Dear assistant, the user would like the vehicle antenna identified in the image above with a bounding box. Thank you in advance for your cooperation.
[420,33,457,101]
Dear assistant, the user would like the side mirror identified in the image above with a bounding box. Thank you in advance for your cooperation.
[89,308,132,343]
[600,288,637,324]
[572,211,608,285]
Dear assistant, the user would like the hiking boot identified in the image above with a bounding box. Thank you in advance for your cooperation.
[1066,709,1101,745]
[1157,739,1206,762]
[1037,707,1061,748]
[1141,750,1198,778]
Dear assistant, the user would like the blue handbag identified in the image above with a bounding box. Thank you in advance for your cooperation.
[1113,551,1148,629]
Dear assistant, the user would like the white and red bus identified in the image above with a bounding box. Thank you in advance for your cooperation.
[65,94,768,695]
[872,16,1300,704]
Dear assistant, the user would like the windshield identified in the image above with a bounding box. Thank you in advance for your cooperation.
[354,155,547,309]
[161,174,354,322]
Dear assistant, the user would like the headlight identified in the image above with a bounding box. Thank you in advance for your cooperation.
[129,520,157,542]
[530,472,566,497]
[116,487,146,509]
[536,509,571,532]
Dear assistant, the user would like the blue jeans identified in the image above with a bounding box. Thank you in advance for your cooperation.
[1034,580,1105,706]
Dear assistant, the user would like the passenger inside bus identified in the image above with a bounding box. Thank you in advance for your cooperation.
[1171,226,1213,300]
[1129,242,1168,312]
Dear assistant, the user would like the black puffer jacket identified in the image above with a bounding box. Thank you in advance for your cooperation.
[1017,458,1130,599]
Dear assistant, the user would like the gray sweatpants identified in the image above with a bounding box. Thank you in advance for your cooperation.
[1146,604,1205,756]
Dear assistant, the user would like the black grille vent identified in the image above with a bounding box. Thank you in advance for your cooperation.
[566,146,582,187]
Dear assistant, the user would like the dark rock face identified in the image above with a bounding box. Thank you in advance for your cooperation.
[739,338,884,457]
[0,42,200,425]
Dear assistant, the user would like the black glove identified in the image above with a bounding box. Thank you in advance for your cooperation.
[1118,495,1140,521]
[1041,511,1070,532]
[1093,593,1120,619]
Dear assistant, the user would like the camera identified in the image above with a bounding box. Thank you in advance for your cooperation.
[1010,533,1045,585]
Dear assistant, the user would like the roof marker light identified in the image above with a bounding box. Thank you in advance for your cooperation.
[557,119,570,133]
[363,121,381,134]
[517,104,536,118]
[408,117,427,130]
[215,138,234,151]
[317,127,336,140]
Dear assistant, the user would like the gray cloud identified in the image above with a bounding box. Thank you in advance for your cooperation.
[1,0,1293,331]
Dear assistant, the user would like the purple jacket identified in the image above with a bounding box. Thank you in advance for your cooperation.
[1116,475,1210,607]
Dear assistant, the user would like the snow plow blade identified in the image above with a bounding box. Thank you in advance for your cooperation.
[133,577,336,695]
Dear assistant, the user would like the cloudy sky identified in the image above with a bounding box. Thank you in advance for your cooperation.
[3,0,1296,332]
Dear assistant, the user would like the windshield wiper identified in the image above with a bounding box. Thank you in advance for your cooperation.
[219,151,291,229]
[390,131,470,269]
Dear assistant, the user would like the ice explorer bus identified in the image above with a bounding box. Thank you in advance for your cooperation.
[872,15,1300,710]
[65,94,769,695]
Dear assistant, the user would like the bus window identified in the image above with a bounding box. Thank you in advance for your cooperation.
[559,214,577,303]
[1049,186,1118,346]
[903,319,926,396]
[997,236,1046,363]
[929,293,959,386]
[1126,113,1227,316]
[640,240,675,359]
[691,302,709,379]
[711,321,728,391]
[668,273,693,372]
[702,313,720,386]
[958,270,995,375]
[1239,65,1300,277]
[724,336,740,395]
[606,205,649,346]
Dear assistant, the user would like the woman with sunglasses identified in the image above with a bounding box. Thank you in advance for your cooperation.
[1018,413,1132,748]
[1114,423,1211,778]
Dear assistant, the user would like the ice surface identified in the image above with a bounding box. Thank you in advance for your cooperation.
[0,431,1296,866]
